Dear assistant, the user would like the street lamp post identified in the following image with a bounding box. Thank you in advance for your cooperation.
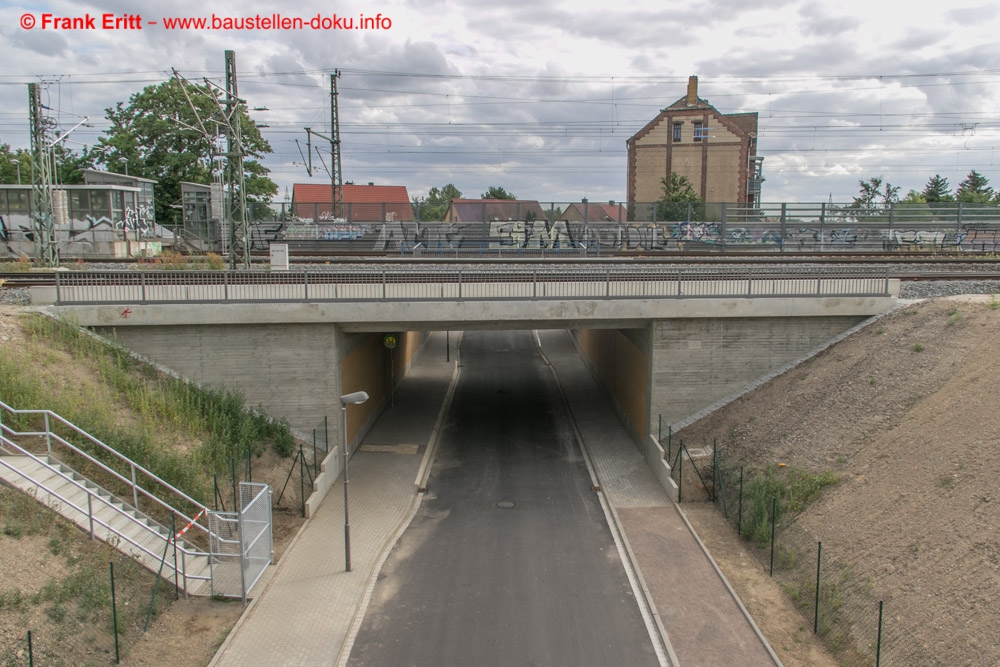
[340,391,369,572]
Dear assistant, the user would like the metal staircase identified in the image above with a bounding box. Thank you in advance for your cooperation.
[0,400,271,600]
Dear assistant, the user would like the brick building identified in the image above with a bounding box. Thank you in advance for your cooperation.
[627,76,763,216]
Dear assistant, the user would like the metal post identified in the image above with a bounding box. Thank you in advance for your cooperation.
[658,415,662,442]
[44,413,51,457]
[299,444,305,517]
[780,203,787,253]
[172,514,179,599]
[876,600,884,667]
[677,444,683,502]
[131,464,139,511]
[814,541,822,634]
[738,466,744,536]
[27,630,33,667]
[446,331,450,362]
[110,562,120,664]
[342,403,351,571]
[769,497,777,576]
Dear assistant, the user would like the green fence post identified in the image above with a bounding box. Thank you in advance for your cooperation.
[172,514,179,599]
[712,438,718,502]
[299,444,306,518]
[738,466,744,536]
[814,541,822,634]
[678,441,683,502]
[110,562,120,664]
[876,600,884,667]
[667,426,672,462]
[769,497,777,576]
[27,630,32,667]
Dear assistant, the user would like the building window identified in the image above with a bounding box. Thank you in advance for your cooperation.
[672,123,682,142]
[693,122,705,142]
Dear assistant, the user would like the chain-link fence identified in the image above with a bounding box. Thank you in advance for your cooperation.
[0,550,181,666]
[213,417,328,519]
[665,430,945,666]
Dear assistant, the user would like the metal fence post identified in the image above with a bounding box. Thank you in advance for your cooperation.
[224,271,229,301]
[738,466,744,536]
[27,630,33,667]
[110,562,120,664]
[769,497,777,576]
[304,271,309,300]
[780,203,787,253]
[814,541,822,633]
[141,271,147,302]
[876,600,884,666]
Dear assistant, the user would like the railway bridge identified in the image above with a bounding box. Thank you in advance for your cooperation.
[34,263,898,504]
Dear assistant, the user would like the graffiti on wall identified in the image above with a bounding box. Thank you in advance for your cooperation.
[275,219,1000,254]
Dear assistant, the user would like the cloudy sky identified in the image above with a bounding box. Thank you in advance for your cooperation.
[2,0,999,206]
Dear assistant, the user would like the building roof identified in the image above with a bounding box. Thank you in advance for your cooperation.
[445,199,549,222]
[563,202,627,223]
[291,183,414,221]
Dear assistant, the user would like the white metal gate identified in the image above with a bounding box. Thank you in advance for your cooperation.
[209,482,273,602]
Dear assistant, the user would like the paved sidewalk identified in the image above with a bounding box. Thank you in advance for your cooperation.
[211,332,456,667]
[537,329,780,667]
[213,329,778,666]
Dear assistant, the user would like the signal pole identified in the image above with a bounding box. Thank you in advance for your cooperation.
[224,50,250,269]
[302,71,343,221]
[331,70,343,219]
[28,83,58,267]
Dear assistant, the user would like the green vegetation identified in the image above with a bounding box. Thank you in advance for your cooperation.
[946,308,963,326]
[0,313,294,505]
[0,486,170,661]
[912,342,926,352]
[738,465,839,547]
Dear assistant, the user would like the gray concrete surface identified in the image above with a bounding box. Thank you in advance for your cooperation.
[212,328,780,666]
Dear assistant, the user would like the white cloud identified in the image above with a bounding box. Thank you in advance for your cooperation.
[1,0,998,203]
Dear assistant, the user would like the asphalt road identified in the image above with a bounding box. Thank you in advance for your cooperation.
[348,330,659,667]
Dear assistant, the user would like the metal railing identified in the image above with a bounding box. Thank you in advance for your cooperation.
[53,266,891,305]
[0,431,211,595]
[0,399,211,543]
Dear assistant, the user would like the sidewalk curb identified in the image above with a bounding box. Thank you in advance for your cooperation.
[337,335,463,665]
[534,330,679,667]
[672,503,784,666]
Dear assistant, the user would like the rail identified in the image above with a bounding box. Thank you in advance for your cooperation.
[0,399,211,544]
[53,266,892,305]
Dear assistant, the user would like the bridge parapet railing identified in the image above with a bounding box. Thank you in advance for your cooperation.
[53,266,891,305]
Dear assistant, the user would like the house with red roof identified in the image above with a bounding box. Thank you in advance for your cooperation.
[445,199,548,223]
[292,183,414,222]
[562,201,627,223]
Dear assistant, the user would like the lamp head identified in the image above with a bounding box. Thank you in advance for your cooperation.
[340,391,370,406]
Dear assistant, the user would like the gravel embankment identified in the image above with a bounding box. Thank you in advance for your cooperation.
[899,280,1000,299]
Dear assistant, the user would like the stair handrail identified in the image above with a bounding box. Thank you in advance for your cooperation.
[0,399,211,543]
[0,433,210,592]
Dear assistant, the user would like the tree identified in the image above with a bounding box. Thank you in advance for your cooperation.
[956,170,994,204]
[84,78,276,226]
[0,144,31,185]
[900,189,926,205]
[413,183,462,221]
[481,186,516,200]
[0,142,86,186]
[655,172,701,221]
[850,176,899,221]
[921,175,953,203]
